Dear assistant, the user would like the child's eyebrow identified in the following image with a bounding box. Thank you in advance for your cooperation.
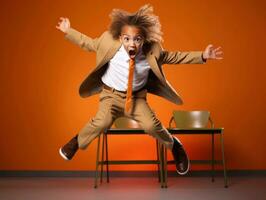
[121,34,143,38]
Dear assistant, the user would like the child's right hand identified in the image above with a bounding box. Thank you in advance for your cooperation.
[56,17,71,33]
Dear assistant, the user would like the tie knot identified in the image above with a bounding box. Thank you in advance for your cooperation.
[129,58,135,65]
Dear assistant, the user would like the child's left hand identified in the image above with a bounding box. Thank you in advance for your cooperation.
[203,44,223,60]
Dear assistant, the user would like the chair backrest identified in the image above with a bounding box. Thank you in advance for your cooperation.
[114,117,142,129]
[171,110,212,128]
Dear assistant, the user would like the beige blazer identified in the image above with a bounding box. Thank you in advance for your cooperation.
[64,28,205,105]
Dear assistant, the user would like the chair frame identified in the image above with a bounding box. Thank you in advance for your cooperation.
[94,128,167,188]
[93,111,228,188]
[164,111,228,188]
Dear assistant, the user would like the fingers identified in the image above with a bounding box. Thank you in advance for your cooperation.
[207,44,223,52]
[216,51,223,55]
[59,17,66,25]
[58,17,69,24]
[215,52,223,59]
[214,46,223,59]
[56,17,70,30]
[55,20,62,30]
[57,17,64,27]
[206,44,214,51]
[213,46,222,53]
[204,44,224,60]
[55,17,63,29]
[214,50,223,59]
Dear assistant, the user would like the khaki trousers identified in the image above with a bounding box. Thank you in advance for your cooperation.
[77,87,174,150]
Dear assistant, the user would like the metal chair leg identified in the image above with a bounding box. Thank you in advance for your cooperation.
[220,130,228,188]
[158,142,165,188]
[100,132,105,183]
[159,143,167,188]
[94,134,101,188]
[211,133,215,182]
[163,145,168,188]
[105,131,110,183]
[156,139,161,183]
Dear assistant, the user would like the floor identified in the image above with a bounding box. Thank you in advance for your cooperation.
[0,176,265,200]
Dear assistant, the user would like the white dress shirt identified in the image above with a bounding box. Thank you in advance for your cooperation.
[101,45,150,92]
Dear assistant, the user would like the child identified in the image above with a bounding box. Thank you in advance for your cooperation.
[56,4,223,175]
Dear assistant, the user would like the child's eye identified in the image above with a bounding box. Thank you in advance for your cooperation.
[135,37,142,43]
[124,37,129,41]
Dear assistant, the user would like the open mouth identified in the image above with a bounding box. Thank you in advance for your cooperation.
[129,49,136,57]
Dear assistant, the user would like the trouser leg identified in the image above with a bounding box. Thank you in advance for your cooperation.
[128,91,190,175]
[130,95,174,150]
[77,89,123,150]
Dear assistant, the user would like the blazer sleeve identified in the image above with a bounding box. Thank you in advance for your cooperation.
[160,50,206,64]
[64,27,100,52]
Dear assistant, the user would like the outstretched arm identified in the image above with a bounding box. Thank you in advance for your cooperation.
[56,17,99,52]
[160,45,223,65]
[160,51,205,65]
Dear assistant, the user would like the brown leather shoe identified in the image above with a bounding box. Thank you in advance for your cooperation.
[59,134,79,161]
[171,136,190,175]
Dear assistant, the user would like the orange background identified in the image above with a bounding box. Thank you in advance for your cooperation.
[1,0,265,171]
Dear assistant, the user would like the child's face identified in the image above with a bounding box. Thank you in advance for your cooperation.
[119,25,144,59]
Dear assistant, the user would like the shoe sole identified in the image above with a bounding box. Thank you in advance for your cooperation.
[59,148,70,161]
[176,155,190,175]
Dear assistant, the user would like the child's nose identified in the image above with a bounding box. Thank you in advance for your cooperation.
[129,43,134,47]
[129,39,136,46]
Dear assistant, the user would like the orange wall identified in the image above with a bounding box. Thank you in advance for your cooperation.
[1,0,265,171]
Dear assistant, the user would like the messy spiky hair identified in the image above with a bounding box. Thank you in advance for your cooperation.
[108,4,163,43]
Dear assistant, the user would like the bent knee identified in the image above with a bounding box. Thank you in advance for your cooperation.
[142,121,160,133]
[90,117,113,131]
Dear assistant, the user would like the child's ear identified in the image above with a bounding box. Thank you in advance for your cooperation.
[119,35,122,42]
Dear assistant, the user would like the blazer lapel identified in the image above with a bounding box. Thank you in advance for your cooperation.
[93,40,122,74]
[146,52,166,85]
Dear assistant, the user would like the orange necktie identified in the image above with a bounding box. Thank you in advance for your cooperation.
[125,58,135,113]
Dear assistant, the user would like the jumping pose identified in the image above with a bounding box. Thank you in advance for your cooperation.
[56,4,223,175]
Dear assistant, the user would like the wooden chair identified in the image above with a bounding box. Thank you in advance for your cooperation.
[94,117,166,188]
